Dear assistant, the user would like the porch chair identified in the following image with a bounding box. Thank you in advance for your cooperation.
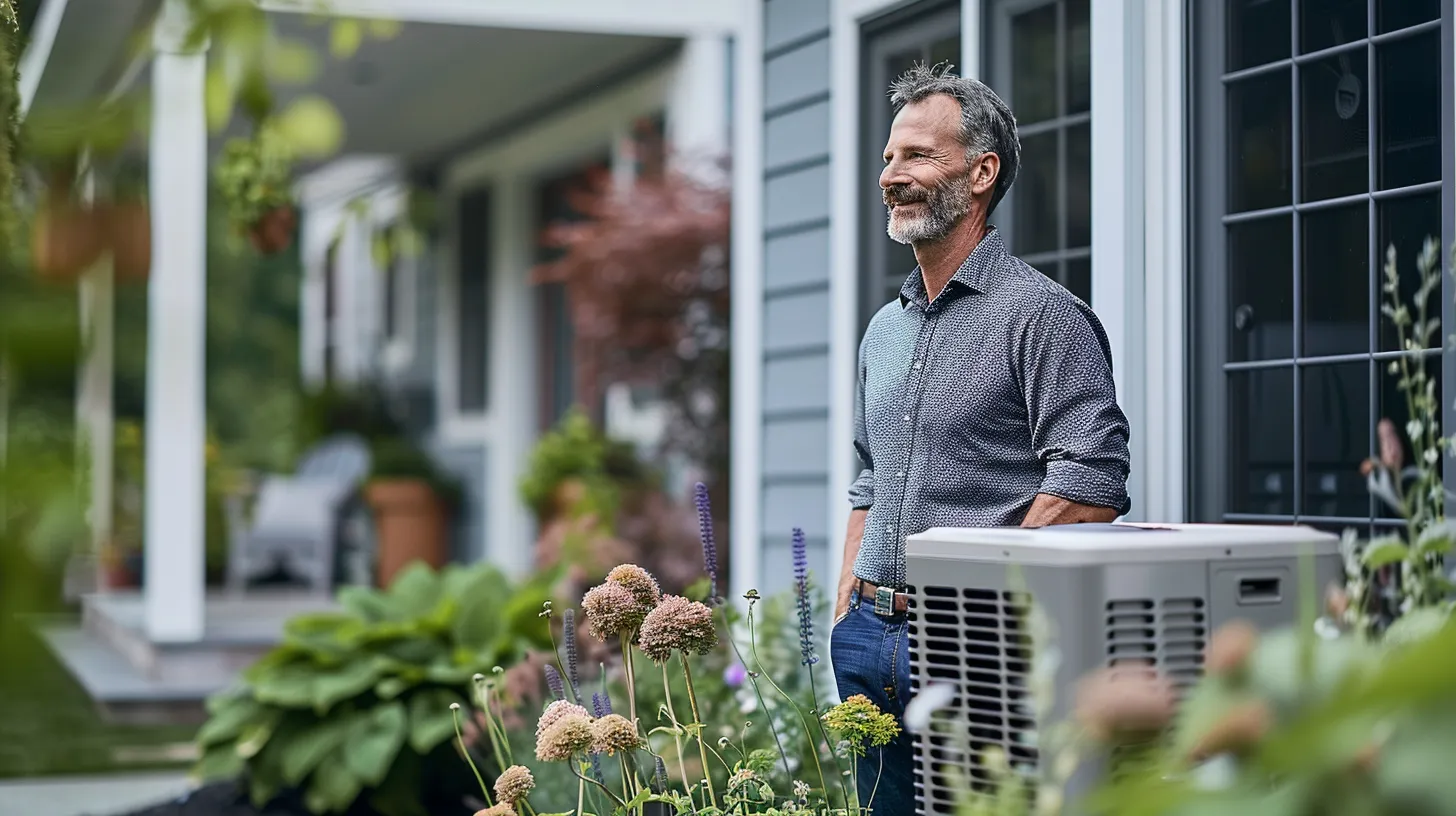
[224,434,372,594]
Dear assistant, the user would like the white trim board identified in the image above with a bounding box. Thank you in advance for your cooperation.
[261,0,744,38]
[728,3,764,603]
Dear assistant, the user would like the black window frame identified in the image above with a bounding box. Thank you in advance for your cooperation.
[456,187,492,414]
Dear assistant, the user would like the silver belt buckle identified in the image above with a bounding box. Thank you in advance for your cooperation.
[874,585,895,616]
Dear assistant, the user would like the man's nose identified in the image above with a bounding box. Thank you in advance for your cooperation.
[880,159,909,190]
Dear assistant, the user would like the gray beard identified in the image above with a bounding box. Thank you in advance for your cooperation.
[885,173,973,245]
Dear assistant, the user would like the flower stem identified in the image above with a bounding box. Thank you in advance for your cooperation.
[569,761,625,809]
[680,655,718,809]
[744,606,840,805]
[576,777,584,816]
[660,662,693,793]
[451,707,493,808]
[622,635,639,725]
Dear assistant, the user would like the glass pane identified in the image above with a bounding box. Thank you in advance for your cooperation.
[1299,0,1366,53]
[1229,367,1296,516]
[1302,362,1371,519]
[929,34,959,69]
[1300,49,1368,202]
[1377,192,1441,351]
[1066,123,1091,248]
[1013,131,1059,255]
[1228,0,1291,71]
[1065,256,1091,305]
[1302,205,1368,358]
[1377,360,1441,519]
[1378,31,1440,190]
[1378,0,1439,33]
[1228,72,1292,212]
[1011,3,1058,124]
[1228,216,1294,362]
[1066,0,1091,115]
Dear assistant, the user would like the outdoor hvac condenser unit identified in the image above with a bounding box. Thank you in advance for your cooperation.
[904,523,1342,814]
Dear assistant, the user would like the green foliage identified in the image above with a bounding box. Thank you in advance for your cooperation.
[214,122,295,235]
[517,408,651,522]
[192,561,561,815]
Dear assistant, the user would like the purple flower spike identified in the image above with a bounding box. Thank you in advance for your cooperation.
[543,664,566,701]
[563,608,582,699]
[695,482,720,603]
[792,527,818,666]
[592,691,614,718]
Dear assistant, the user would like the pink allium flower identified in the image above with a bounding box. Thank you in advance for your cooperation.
[582,581,649,641]
[493,765,536,805]
[535,713,594,762]
[590,713,641,756]
[535,699,590,743]
[637,594,718,663]
[474,803,517,816]
[607,563,663,609]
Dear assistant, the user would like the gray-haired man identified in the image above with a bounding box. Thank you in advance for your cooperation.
[830,64,1131,810]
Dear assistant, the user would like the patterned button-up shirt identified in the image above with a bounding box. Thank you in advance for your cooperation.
[850,228,1131,588]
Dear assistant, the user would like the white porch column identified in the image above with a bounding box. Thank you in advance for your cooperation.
[144,0,209,642]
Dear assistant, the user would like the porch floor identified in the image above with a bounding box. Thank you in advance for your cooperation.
[38,591,338,726]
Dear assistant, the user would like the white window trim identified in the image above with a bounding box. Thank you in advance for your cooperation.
[437,56,691,575]
[261,0,743,38]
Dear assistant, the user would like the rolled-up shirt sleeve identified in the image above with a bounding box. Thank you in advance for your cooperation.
[1017,293,1132,515]
[848,336,875,510]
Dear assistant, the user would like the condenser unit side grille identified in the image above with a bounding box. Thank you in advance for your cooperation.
[910,583,1034,813]
[1104,597,1208,777]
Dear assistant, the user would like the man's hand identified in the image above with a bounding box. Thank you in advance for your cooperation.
[1021,493,1118,528]
[836,509,869,621]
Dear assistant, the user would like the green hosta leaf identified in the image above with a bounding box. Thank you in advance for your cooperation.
[196,694,265,747]
[253,662,318,709]
[306,757,363,815]
[344,700,408,787]
[235,708,284,759]
[274,95,344,159]
[387,562,444,620]
[312,660,384,714]
[451,589,505,654]
[424,662,475,685]
[1360,536,1408,569]
[1372,707,1456,807]
[368,749,427,816]
[191,742,245,783]
[280,710,354,786]
[375,676,409,700]
[329,18,364,58]
[407,687,465,753]
[339,585,394,622]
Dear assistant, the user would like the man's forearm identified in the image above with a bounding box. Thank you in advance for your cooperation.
[836,509,868,619]
[1021,493,1118,528]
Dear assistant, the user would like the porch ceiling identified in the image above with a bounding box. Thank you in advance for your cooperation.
[23,0,679,164]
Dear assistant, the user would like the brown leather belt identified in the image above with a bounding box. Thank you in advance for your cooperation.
[857,579,909,615]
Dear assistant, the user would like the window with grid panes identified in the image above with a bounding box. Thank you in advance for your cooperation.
[989,0,1092,303]
[859,2,961,332]
[1191,0,1448,531]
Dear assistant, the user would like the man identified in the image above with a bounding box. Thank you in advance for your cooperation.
[829,64,1131,810]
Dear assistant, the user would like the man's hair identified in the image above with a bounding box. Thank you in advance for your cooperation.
[888,62,1020,214]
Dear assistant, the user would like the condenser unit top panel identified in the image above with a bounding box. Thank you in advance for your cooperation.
[905,523,1340,566]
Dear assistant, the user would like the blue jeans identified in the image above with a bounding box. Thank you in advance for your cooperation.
[830,588,915,815]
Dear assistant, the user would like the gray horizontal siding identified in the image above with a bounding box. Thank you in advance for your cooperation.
[764,288,830,352]
[762,415,830,478]
[764,163,831,231]
[757,0,833,594]
[765,0,830,52]
[764,354,830,412]
[765,226,830,292]
[765,100,831,170]
[765,37,831,110]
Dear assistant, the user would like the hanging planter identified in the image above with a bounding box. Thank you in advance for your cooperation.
[215,123,297,256]
[30,174,106,282]
[104,198,151,283]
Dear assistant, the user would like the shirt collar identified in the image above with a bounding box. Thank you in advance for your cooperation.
[898,226,1008,309]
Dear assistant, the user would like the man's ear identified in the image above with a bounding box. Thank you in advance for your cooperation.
[970,152,1000,198]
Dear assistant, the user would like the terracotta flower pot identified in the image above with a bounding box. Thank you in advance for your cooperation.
[248,205,297,255]
[32,198,105,282]
[366,478,449,587]
[105,200,152,284]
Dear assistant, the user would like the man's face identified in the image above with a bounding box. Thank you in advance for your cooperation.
[880,95,975,246]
